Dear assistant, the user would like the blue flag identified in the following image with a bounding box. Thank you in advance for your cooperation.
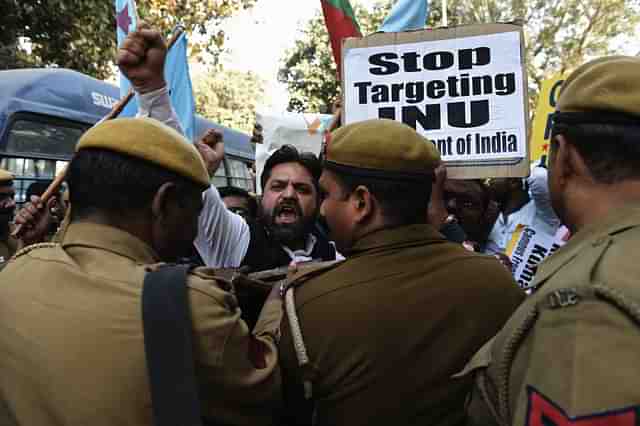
[379,0,428,33]
[115,0,137,104]
[114,0,197,142]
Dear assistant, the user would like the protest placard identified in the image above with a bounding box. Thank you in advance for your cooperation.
[342,23,529,179]
[506,224,570,289]
[530,75,565,162]
[254,111,333,194]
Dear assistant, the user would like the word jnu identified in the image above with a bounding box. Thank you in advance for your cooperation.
[352,46,518,131]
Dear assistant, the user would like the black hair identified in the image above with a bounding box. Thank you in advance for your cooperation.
[332,171,432,226]
[26,181,53,200]
[470,179,491,211]
[67,148,202,219]
[260,145,322,192]
[552,122,640,184]
[218,186,258,218]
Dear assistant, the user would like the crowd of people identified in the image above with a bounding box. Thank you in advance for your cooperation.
[0,27,639,426]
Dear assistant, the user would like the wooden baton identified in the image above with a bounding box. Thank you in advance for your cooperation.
[12,27,185,238]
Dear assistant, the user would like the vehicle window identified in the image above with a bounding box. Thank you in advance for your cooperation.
[211,160,228,188]
[227,158,253,191]
[6,118,85,158]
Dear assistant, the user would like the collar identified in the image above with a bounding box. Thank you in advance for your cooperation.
[533,202,640,286]
[281,233,318,261]
[350,224,445,255]
[61,221,159,264]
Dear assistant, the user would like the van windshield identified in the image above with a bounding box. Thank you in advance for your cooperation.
[6,118,84,158]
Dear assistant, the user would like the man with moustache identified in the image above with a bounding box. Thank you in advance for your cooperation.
[113,26,338,273]
[0,169,18,263]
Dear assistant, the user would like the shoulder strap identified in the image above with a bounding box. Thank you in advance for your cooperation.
[142,264,203,426]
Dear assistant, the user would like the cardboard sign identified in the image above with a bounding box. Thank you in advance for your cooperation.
[506,224,570,289]
[255,111,332,195]
[342,23,529,179]
[530,75,565,162]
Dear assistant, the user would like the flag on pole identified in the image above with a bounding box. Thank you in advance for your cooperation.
[115,0,138,113]
[114,0,197,142]
[320,0,362,76]
[379,0,428,33]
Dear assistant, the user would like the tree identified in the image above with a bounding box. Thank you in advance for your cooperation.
[194,67,266,134]
[278,1,392,113]
[0,0,256,79]
[1,0,115,78]
[139,0,257,64]
[279,0,640,115]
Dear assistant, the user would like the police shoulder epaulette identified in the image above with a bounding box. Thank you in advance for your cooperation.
[288,259,345,288]
[10,242,60,262]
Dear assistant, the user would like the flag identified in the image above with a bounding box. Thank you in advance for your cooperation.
[379,0,428,33]
[159,31,197,142]
[115,0,138,109]
[114,0,197,142]
[321,0,362,76]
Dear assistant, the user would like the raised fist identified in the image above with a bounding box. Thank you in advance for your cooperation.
[116,23,167,94]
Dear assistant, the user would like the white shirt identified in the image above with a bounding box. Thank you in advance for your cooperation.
[485,167,561,255]
[138,89,339,268]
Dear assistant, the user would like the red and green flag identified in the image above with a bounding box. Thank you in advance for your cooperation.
[321,0,362,77]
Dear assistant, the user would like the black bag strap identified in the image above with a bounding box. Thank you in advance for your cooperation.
[142,264,203,426]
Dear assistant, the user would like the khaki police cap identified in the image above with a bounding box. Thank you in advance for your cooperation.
[325,119,440,181]
[0,168,13,185]
[556,56,640,125]
[76,118,210,188]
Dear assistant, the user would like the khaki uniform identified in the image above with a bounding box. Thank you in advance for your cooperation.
[280,224,524,426]
[461,203,640,426]
[0,232,17,263]
[0,222,282,426]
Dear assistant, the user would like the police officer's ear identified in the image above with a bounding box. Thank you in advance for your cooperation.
[352,185,374,224]
[551,134,590,184]
[151,182,181,221]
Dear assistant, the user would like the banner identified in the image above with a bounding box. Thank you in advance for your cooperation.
[506,224,570,289]
[530,75,565,162]
[255,112,333,194]
[342,24,529,178]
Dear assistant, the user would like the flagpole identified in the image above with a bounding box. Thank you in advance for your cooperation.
[11,27,186,239]
[442,0,448,26]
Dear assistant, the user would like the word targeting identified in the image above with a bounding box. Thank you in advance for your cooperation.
[355,47,516,131]
[344,29,527,162]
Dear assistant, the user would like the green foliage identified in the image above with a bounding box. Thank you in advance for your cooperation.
[278,1,393,113]
[279,0,640,115]
[194,67,266,134]
[1,0,116,78]
[140,0,257,64]
[0,0,256,79]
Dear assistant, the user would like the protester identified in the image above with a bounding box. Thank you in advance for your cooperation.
[462,56,640,426]
[0,168,17,263]
[278,119,524,426]
[485,165,561,255]
[428,165,497,250]
[116,27,339,273]
[219,186,258,221]
[0,118,282,425]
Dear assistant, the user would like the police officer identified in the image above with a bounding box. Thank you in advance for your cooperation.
[278,119,524,426]
[461,56,640,426]
[0,168,18,263]
[0,118,281,425]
